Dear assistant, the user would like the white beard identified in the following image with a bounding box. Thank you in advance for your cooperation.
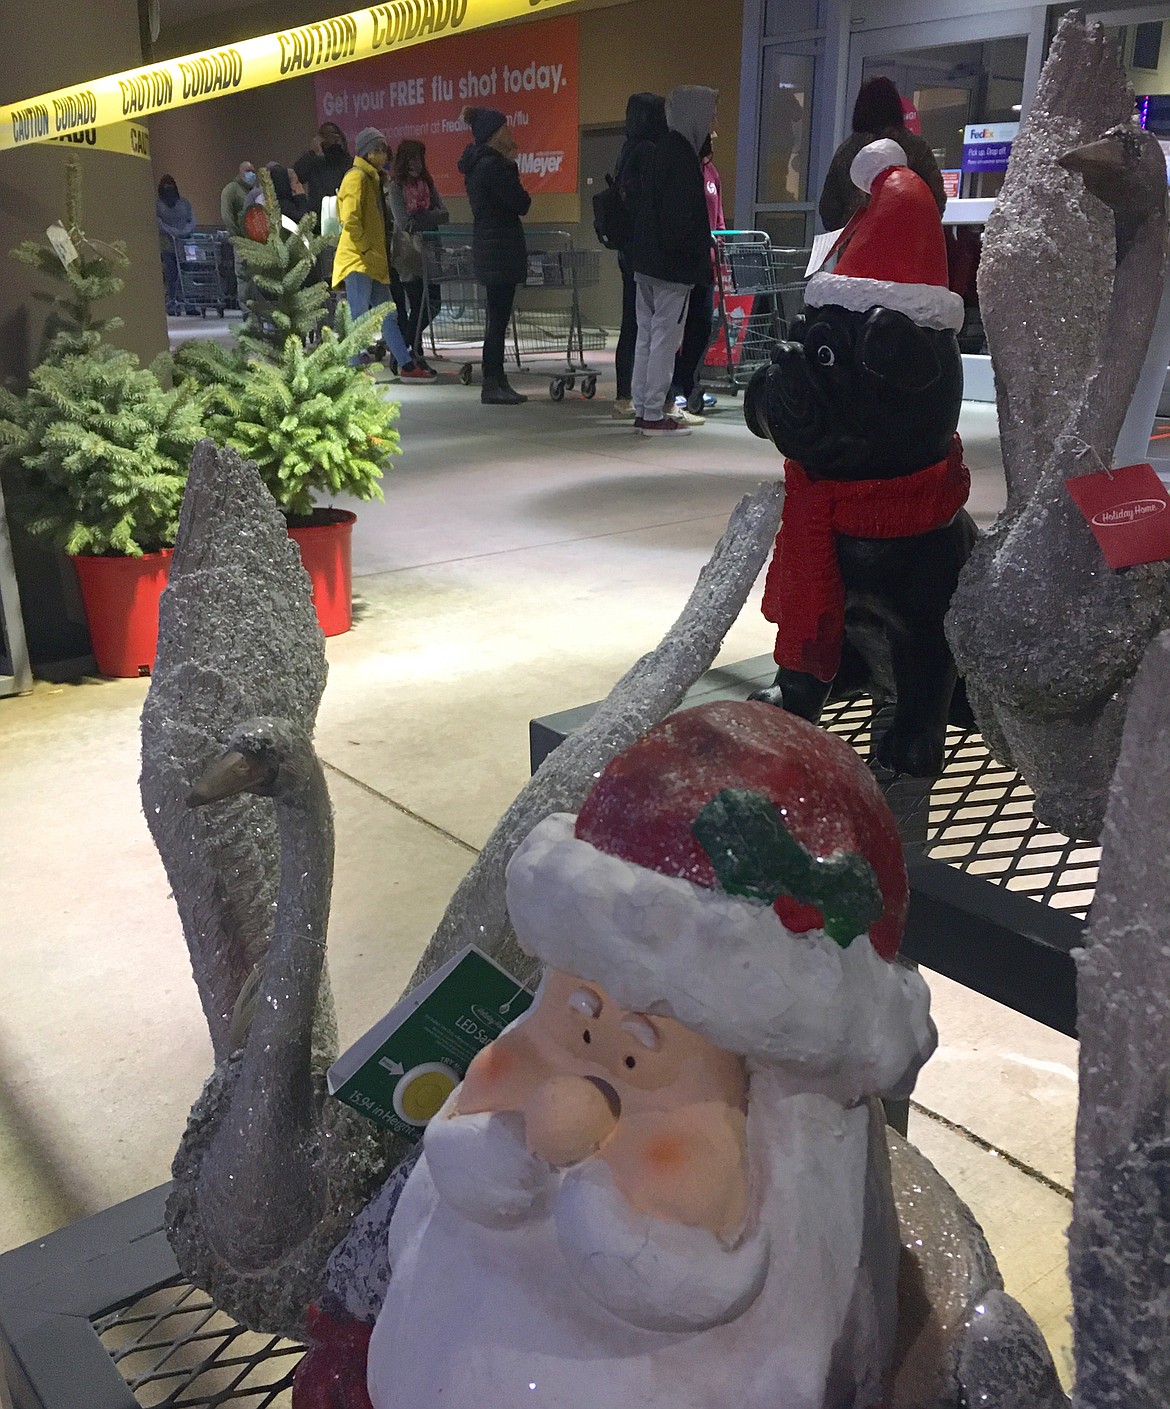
[367,1068,900,1409]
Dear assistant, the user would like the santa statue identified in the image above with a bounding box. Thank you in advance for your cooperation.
[361,700,936,1408]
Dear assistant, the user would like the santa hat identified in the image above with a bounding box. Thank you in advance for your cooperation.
[505,702,936,1102]
[806,138,963,333]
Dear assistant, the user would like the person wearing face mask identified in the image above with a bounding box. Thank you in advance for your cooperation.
[668,129,725,422]
[387,138,449,365]
[220,160,257,308]
[457,107,532,405]
[333,127,436,381]
[156,174,196,315]
[294,122,353,217]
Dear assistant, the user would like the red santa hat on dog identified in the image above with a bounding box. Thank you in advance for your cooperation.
[505,702,936,1103]
[806,138,963,333]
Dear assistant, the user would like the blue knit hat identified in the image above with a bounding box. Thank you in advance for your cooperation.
[463,107,506,145]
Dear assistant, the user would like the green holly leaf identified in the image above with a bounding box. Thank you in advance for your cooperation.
[692,788,883,948]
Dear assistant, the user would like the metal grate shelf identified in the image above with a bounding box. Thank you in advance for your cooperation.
[818,695,1100,918]
[93,1278,302,1407]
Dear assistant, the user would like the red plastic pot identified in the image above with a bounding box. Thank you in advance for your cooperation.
[286,508,358,638]
[71,549,173,678]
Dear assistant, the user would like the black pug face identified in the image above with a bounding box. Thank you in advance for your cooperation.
[744,304,963,481]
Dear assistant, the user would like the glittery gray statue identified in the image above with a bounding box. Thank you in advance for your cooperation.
[946,14,1170,840]
[1071,628,1170,1409]
[141,442,386,1336]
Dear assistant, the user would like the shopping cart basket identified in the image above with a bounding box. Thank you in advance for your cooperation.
[425,228,606,400]
[172,228,229,317]
[698,231,809,396]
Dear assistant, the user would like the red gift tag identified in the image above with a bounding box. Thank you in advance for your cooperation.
[1065,462,1170,569]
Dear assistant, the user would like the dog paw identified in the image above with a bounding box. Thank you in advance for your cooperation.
[873,724,946,779]
[748,685,788,709]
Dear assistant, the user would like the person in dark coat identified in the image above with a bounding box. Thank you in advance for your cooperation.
[819,78,947,230]
[457,107,532,405]
[627,85,717,437]
[294,122,353,217]
[611,92,667,420]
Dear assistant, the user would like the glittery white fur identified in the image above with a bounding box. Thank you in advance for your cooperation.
[850,137,907,193]
[505,813,936,1104]
[804,271,965,332]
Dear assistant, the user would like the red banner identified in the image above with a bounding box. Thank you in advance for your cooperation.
[314,14,579,196]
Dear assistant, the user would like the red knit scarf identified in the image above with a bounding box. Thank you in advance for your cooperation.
[762,435,969,683]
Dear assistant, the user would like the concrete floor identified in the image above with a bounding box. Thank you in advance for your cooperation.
[0,347,1075,1386]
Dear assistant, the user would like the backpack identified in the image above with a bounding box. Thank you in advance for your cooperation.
[593,173,633,251]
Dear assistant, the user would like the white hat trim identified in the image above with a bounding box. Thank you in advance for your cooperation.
[850,137,907,194]
[504,813,936,1104]
[805,270,964,333]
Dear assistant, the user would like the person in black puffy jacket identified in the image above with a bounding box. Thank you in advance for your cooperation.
[457,108,533,405]
[610,92,667,419]
[627,85,718,436]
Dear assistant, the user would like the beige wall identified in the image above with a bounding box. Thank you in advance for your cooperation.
[149,0,743,228]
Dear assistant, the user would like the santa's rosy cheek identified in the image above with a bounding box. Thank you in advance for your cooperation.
[643,1134,689,1173]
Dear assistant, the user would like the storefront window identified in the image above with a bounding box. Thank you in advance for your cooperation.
[765,0,820,38]
[756,47,816,206]
[861,35,1027,200]
[1103,17,1170,180]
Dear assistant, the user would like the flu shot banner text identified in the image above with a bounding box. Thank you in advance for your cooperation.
[315,13,579,196]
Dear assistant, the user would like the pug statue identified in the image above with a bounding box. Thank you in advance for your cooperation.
[746,139,977,778]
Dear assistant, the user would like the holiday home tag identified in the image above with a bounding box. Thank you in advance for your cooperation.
[1065,462,1170,569]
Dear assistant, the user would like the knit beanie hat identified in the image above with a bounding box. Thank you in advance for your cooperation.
[505,701,936,1102]
[355,127,387,158]
[463,107,507,146]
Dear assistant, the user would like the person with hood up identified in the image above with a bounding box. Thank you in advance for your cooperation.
[156,174,196,315]
[220,160,257,309]
[819,77,946,231]
[333,127,435,380]
[627,85,718,436]
[457,107,533,405]
[610,92,667,421]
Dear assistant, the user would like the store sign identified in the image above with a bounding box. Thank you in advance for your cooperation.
[315,13,579,195]
[940,168,961,199]
[0,0,582,153]
[900,98,921,135]
[961,122,1018,174]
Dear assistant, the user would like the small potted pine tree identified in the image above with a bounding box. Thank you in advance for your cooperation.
[0,163,203,677]
[174,169,399,636]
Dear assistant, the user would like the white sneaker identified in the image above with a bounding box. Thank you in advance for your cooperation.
[612,398,636,420]
[669,406,706,427]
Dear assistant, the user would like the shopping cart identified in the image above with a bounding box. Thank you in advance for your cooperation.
[425,228,606,400]
[172,228,229,317]
[697,231,808,397]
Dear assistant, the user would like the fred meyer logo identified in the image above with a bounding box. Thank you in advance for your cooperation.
[1092,499,1167,528]
[518,149,564,177]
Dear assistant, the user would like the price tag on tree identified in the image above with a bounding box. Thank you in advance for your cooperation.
[46,221,78,268]
[1065,462,1170,569]
[327,946,534,1142]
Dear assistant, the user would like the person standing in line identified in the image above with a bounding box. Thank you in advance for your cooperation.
[333,127,435,381]
[628,85,718,437]
[458,107,532,406]
[156,174,196,315]
[610,92,667,422]
[220,160,256,308]
[669,129,726,423]
[819,77,946,231]
[294,122,352,287]
[388,138,449,368]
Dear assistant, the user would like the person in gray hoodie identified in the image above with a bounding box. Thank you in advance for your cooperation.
[628,85,717,436]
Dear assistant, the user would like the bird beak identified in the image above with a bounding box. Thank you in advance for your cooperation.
[1058,137,1125,178]
[187,751,272,807]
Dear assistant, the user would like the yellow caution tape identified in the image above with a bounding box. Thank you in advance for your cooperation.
[48,122,151,160]
[1,0,579,153]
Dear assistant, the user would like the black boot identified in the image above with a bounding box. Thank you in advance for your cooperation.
[481,375,526,405]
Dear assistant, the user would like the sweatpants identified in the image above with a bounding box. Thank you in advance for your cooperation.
[632,274,691,421]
